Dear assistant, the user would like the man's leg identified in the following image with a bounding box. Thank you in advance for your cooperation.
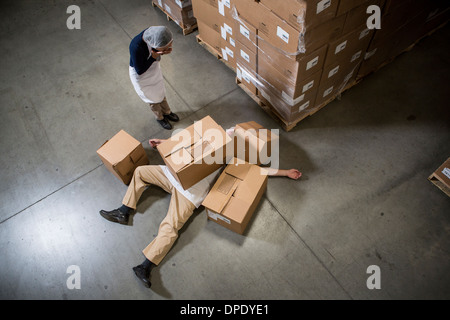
[160,97,179,122]
[150,101,172,130]
[142,188,196,266]
[100,166,171,225]
[133,186,195,288]
[122,165,172,210]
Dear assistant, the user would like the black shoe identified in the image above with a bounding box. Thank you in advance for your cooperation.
[164,112,179,122]
[133,265,151,288]
[157,118,172,130]
[99,209,129,225]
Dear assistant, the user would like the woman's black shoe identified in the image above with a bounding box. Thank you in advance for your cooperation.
[157,118,173,130]
[164,112,179,122]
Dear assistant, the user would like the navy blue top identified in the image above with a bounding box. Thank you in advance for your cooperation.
[129,29,156,75]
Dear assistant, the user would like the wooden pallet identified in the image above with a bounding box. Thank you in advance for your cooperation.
[196,35,236,72]
[429,175,450,197]
[152,1,197,35]
[428,158,450,197]
[235,79,307,131]
[237,78,358,132]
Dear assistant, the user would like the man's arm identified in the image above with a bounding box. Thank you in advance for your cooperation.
[266,168,302,180]
[149,138,166,149]
[131,45,156,75]
[225,126,301,180]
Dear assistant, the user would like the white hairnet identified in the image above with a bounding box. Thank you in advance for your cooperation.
[143,26,173,49]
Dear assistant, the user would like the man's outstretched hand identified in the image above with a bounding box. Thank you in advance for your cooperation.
[266,168,302,180]
[149,139,164,149]
[286,169,302,180]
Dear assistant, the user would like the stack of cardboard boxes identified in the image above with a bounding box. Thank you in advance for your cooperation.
[153,0,197,35]
[358,0,450,77]
[192,0,449,129]
[192,0,239,69]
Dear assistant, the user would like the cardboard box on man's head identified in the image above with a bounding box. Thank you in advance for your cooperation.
[202,158,268,235]
[234,121,279,166]
[97,130,149,185]
[157,116,232,190]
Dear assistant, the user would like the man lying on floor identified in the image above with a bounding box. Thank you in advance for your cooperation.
[99,132,302,288]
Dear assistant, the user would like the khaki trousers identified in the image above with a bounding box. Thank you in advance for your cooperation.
[149,97,171,120]
[122,166,196,265]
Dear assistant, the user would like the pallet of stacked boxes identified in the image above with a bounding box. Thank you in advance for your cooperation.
[314,0,383,107]
[358,0,450,79]
[233,0,348,130]
[192,0,237,72]
[193,0,449,131]
[152,0,198,35]
[236,0,448,131]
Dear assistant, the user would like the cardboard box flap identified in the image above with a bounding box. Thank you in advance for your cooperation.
[225,161,252,181]
[192,115,217,136]
[237,121,264,131]
[114,158,134,178]
[235,121,279,147]
[157,126,201,158]
[235,128,262,156]
[233,166,268,199]
[197,116,232,151]
[202,173,240,214]
[129,147,146,164]
[217,174,238,195]
[164,148,193,172]
[222,197,252,224]
[97,130,140,165]
[187,140,214,162]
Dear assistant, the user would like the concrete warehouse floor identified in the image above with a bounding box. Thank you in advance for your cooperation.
[0,0,449,300]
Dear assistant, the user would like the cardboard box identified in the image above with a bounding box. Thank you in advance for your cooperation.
[194,0,236,20]
[321,51,363,89]
[315,62,360,107]
[235,16,258,55]
[258,85,318,123]
[236,63,258,96]
[236,39,257,72]
[258,34,327,85]
[161,0,196,27]
[235,0,345,54]
[202,158,268,234]
[370,0,430,46]
[197,21,236,70]
[233,121,279,166]
[260,0,339,29]
[324,25,374,67]
[220,36,236,70]
[197,19,221,53]
[97,130,149,185]
[337,0,370,16]
[302,14,346,52]
[192,0,235,35]
[157,116,232,190]
[258,55,322,101]
[357,4,434,79]
[342,0,385,34]
[428,158,450,197]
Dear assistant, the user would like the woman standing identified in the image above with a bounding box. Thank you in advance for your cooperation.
[129,26,179,130]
